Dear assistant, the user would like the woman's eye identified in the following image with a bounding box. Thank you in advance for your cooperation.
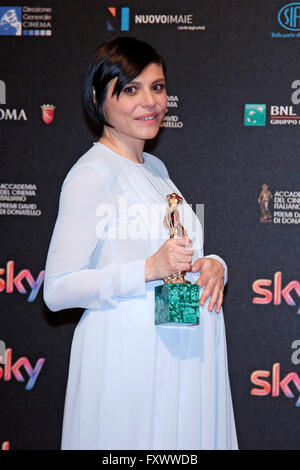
[123,86,137,94]
[153,83,166,93]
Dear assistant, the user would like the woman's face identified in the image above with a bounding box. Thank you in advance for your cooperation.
[102,62,167,143]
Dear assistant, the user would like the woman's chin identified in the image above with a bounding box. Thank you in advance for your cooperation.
[138,125,162,140]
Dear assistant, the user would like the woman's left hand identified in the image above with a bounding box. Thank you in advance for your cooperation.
[191,257,225,313]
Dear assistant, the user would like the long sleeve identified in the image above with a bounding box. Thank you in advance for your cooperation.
[43,166,146,312]
[204,254,228,286]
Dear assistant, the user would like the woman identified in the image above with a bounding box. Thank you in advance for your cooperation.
[43,37,238,450]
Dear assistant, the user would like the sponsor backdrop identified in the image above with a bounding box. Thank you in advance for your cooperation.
[0,0,299,450]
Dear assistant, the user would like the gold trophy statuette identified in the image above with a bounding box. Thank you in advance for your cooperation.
[154,193,200,326]
[163,193,191,284]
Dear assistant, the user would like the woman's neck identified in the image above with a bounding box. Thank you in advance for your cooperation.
[99,129,145,164]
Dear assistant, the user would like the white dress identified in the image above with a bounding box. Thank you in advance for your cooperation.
[43,142,238,450]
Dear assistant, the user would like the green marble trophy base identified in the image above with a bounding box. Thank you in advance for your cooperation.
[155,283,200,326]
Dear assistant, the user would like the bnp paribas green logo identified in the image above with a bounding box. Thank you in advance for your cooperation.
[244,104,266,126]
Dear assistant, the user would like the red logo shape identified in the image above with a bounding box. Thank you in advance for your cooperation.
[1,441,9,450]
[40,104,55,124]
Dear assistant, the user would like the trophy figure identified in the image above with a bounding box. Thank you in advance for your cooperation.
[258,184,273,223]
[155,193,200,326]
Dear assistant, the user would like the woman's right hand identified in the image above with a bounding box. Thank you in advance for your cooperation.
[145,236,194,282]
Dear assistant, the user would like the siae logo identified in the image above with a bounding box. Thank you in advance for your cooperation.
[278,3,300,31]
[0,80,27,121]
[107,7,129,31]
[252,271,300,313]
[0,260,44,302]
[0,341,45,390]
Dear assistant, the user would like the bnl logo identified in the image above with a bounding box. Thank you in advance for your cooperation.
[107,7,130,31]
[244,104,266,126]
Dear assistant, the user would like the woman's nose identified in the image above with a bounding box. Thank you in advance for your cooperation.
[141,89,156,107]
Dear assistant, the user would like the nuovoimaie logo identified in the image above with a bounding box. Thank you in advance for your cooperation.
[0,7,22,35]
[278,3,300,31]
[244,104,266,126]
[107,7,130,31]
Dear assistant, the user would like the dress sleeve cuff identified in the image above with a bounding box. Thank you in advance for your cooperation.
[204,254,228,286]
[120,259,147,297]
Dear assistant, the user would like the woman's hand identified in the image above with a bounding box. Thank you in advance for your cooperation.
[191,258,225,313]
[145,236,194,282]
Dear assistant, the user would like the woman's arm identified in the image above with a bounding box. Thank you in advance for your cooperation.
[43,166,146,312]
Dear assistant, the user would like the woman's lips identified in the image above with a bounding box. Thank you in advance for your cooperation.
[135,113,159,121]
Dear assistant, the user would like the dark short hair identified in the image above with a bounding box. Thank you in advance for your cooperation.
[84,36,166,131]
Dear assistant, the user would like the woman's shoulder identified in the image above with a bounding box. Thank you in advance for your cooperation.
[144,151,169,178]
[62,143,124,189]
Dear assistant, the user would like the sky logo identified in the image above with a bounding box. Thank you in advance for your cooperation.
[251,363,300,407]
[0,7,22,36]
[0,344,45,390]
[0,261,44,302]
[278,3,300,31]
[107,7,130,31]
[252,271,300,313]
[244,104,266,126]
